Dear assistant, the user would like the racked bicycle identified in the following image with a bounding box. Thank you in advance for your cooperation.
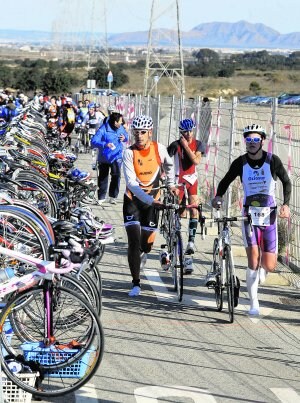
[0,245,104,398]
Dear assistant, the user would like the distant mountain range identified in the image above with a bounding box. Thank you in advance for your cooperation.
[1,21,300,49]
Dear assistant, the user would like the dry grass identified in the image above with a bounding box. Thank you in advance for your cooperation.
[117,68,300,99]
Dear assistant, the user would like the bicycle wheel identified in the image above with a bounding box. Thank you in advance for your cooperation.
[170,231,184,301]
[0,210,50,263]
[0,285,104,397]
[225,246,235,323]
[175,232,184,302]
[213,238,223,311]
[60,273,101,315]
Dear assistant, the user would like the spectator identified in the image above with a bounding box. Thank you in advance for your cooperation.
[91,112,128,205]
[59,97,76,146]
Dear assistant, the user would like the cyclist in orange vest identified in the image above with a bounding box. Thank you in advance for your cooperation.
[123,115,178,297]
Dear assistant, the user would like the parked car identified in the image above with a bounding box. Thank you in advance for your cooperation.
[82,88,120,96]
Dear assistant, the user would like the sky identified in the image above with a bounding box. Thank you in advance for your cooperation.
[3,0,300,35]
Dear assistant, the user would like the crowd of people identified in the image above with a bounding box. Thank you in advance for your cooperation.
[1,90,291,316]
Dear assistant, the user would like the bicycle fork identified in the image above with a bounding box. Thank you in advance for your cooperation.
[43,280,55,346]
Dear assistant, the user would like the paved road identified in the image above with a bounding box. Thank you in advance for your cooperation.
[38,151,300,403]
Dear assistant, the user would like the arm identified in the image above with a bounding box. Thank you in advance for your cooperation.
[179,136,201,165]
[90,125,106,149]
[122,149,154,205]
[158,143,176,189]
[118,125,129,143]
[271,155,291,218]
[271,155,291,206]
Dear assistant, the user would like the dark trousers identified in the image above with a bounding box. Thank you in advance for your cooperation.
[97,160,121,200]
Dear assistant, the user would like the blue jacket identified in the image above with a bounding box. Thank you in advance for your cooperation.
[91,119,128,164]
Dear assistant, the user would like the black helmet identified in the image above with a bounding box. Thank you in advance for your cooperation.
[52,220,77,236]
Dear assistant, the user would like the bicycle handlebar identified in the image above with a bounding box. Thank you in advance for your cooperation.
[213,214,252,224]
[159,203,199,210]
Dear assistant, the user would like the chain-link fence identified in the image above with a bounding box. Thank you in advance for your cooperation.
[77,93,299,272]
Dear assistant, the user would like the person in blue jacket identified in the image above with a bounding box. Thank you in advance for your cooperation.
[91,112,128,204]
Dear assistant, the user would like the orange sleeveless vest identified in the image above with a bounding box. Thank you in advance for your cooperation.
[127,141,162,200]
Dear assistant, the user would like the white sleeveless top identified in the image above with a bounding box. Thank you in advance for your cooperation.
[242,153,277,208]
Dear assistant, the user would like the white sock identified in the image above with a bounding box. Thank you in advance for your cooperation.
[246,268,259,313]
[259,267,268,284]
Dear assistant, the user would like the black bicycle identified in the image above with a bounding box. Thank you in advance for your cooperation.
[159,190,185,301]
[207,204,252,323]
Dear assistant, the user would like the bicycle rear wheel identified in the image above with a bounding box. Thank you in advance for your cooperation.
[0,285,104,397]
[225,246,235,323]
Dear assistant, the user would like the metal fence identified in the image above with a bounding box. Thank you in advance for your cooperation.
[81,93,300,272]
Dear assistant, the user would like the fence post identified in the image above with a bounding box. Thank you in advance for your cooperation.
[211,97,222,218]
[168,95,175,145]
[179,93,185,120]
[156,94,161,143]
[195,95,201,141]
[226,96,237,217]
[146,94,150,116]
[271,97,278,151]
[136,94,141,115]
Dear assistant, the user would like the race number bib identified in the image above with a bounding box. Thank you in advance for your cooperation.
[248,206,271,226]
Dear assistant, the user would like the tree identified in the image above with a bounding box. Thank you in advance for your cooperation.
[192,49,220,64]
[249,81,261,94]
[14,67,43,92]
[0,65,14,88]
[42,69,73,94]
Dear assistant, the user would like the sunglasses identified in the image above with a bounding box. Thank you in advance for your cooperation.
[245,137,261,143]
[133,130,148,135]
[179,130,190,134]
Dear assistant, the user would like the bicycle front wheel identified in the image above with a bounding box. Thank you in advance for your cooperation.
[171,232,184,302]
[212,238,223,311]
[225,246,235,323]
[0,286,104,397]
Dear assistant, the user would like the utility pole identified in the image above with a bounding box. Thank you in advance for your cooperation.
[51,0,109,68]
[87,0,110,70]
[144,0,185,97]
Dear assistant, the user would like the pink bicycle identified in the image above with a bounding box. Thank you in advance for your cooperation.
[0,245,104,398]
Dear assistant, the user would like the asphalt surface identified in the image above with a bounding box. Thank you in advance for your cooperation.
[36,150,300,403]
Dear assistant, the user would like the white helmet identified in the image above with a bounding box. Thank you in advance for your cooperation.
[243,123,266,139]
[132,115,153,130]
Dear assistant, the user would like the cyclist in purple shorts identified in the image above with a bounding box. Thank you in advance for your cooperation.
[210,124,291,315]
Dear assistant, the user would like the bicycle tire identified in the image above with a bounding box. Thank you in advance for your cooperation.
[0,285,104,397]
[225,246,235,323]
[15,177,59,218]
[61,273,101,315]
[175,231,184,302]
[71,271,102,315]
[0,210,50,260]
[0,205,54,246]
[6,274,97,338]
[213,238,223,311]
